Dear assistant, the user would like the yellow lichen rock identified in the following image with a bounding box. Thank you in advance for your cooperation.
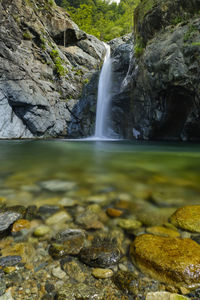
[130,234,200,288]
[169,205,200,232]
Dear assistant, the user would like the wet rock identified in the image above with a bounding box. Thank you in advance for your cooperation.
[112,270,138,294]
[0,278,6,297]
[25,205,37,221]
[92,268,114,279]
[137,207,176,226]
[61,256,88,283]
[33,225,50,237]
[0,256,22,267]
[146,226,180,238]
[106,208,123,218]
[45,210,72,226]
[0,289,14,300]
[39,180,77,192]
[130,234,200,288]
[12,219,31,233]
[146,292,189,300]
[49,229,85,258]
[79,237,121,267]
[169,205,200,233]
[75,210,104,230]
[0,211,21,234]
[37,205,60,219]
[52,266,66,279]
[117,218,142,231]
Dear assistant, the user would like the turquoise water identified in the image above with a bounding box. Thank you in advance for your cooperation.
[0,140,200,207]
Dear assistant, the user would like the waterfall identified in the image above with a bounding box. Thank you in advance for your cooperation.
[94,43,112,139]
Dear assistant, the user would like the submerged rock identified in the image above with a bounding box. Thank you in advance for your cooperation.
[169,205,200,233]
[0,256,22,267]
[146,292,189,300]
[0,211,21,234]
[79,237,121,268]
[49,229,85,258]
[39,180,77,192]
[130,234,200,288]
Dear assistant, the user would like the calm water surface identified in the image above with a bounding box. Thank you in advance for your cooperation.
[0,140,200,207]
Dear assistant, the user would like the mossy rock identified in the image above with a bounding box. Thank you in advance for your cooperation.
[169,205,200,233]
[130,234,200,288]
[134,0,200,46]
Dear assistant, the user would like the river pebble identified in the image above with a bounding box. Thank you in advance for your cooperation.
[49,229,85,258]
[0,211,21,233]
[0,256,22,267]
[45,210,72,225]
[146,291,189,300]
[79,237,121,267]
[39,180,77,192]
[92,268,113,278]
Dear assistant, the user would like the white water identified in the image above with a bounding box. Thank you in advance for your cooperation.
[94,43,112,139]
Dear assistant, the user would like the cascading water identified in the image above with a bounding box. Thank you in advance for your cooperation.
[94,43,112,139]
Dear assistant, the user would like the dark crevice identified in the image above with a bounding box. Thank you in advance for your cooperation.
[153,87,194,140]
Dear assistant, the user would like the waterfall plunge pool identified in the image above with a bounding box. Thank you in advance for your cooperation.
[0,139,200,208]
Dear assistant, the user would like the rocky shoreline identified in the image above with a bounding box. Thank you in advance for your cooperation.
[0,177,200,299]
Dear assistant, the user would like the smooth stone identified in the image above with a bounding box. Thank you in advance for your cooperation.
[86,194,107,203]
[106,208,123,218]
[75,211,103,230]
[0,256,22,267]
[0,211,21,233]
[52,267,66,279]
[146,292,189,300]
[58,197,78,207]
[92,268,113,278]
[37,205,60,218]
[146,226,180,238]
[45,210,72,226]
[11,219,31,233]
[33,225,50,237]
[39,180,77,192]
[117,218,142,230]
[130,234,200,288]
[169,205,200,233]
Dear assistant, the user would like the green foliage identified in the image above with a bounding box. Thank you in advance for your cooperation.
[56,0,140,41]
[50,49,68,77]
[184,25,198,42]
[23,30,33,40]
[134,36,144,58]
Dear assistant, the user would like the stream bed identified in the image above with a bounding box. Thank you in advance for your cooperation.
[0,140,200,299]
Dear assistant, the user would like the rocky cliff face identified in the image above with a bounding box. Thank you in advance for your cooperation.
[129,0,200,141]
[0,0,105,138]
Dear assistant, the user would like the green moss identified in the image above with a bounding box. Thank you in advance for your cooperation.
[83,78,89,84]
[40,36,46,50]
[191,42,200,46]
[134,37,145,58]
[136,0,156,23]
[184,25,198,42]
[50,49,68,77]
[23,30,33,40]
